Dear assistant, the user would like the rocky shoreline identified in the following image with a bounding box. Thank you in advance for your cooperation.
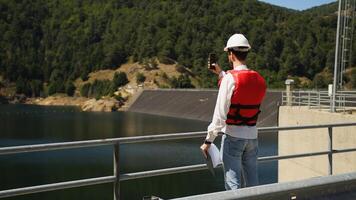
[0,95,125,112]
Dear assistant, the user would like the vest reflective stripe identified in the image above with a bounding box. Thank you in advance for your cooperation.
[225,69,266,126]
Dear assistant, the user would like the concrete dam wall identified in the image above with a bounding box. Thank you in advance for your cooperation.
[128,89,282,127]
[278,106,356,183]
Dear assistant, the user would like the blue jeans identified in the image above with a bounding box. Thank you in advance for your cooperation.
[220,134,259,190]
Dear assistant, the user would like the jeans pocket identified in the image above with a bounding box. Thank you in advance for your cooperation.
[224,136,245,157]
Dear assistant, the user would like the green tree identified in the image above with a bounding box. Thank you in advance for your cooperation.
[49,69,65,94]
[47,83,57,96]
[351,69,356,89]
[65,81,76,96]
[30,80,43,97]
[0,0,342,92]
[16,77,31,96]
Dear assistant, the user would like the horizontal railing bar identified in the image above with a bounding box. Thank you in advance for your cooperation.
[119,152,332,181]
[292,101,330,106]
[338,100,356,103]
[334,147,356,154]
[0,140,118,156]
[292,95,330,97]
[258,122,356,133]
[118,131,206,144]
[258,151,330,162]
[309,106,334,108]
[292,91,356,93]
[292,101,328,103]
[292,98,330,101]
[297,94,328,96]
[120,164,210,181]
[0,131,206,155]
[289,91,356,94]
[0,176,116,199]
[290,95,356,98]
[120,147,356,181]
[171,171,356,200]
[1,123,356,155]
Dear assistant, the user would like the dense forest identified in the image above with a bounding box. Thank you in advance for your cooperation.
[0,0,355,97]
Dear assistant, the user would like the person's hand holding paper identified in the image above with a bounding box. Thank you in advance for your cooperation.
[207,143,222,168]
[200,143,222,176]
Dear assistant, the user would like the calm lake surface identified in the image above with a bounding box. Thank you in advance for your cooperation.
[0,104,277,200]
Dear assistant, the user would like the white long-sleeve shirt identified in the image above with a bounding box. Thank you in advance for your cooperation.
[205,65,258,142]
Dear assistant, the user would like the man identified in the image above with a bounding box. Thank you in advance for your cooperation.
[200,33,266,190]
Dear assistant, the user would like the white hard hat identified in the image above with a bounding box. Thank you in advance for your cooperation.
[224,33,251,52]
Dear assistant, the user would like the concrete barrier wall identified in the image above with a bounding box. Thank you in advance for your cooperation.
[128,89,281,127]
[278,106,356,182]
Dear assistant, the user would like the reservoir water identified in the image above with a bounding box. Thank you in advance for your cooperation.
[0,104,277,200]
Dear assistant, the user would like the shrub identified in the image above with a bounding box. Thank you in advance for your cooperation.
[114,93,126,102]
[80,83,91,97]
[136,72,146,84]
[175,64,187,73]
[161,72,168,80]
[113,72,129,88]
[170,74,194,88]
[313,71,332,89]
[178,74,194,88]
[153,78,159,86]
[158,56,175,65]
[91,80,114,98]
[143,58,158,70]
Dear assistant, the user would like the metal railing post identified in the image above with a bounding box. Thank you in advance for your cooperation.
[328,127,333,175]
[330,92,333,112]
[282,91,285,105]
[342,94,344,111]
[114,143,120,200]
[318,91,321,110]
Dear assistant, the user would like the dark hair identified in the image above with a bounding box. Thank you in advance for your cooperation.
[229,49,249,61]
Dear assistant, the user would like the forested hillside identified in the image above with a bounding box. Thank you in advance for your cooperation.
[0,0,354,97]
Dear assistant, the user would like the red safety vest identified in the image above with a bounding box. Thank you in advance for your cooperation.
[219,69,266,126]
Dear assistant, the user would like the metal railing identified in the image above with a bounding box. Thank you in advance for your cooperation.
[1,122,356,199]
[172,171,356,200]
[282,90,356,112]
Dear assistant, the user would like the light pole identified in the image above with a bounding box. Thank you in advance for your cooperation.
[332,0,343,112]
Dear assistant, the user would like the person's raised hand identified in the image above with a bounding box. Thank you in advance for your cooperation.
[208,62,222,76]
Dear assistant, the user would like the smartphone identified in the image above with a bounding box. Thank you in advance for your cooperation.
[208,53,216,70]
